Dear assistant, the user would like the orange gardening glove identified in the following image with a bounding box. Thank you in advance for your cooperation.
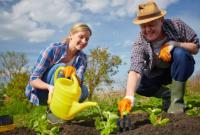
[158,41,180,62]
[118,97,133,118]
[63,66,76,78]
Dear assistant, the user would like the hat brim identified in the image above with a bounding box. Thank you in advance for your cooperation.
[133,10,167,25]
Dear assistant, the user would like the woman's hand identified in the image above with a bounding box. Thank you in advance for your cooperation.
[47,85,54,104]
[63,66,76,78]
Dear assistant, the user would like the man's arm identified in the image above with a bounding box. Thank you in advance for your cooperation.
[175,19,200,54]
[125,71,141,99]
[178,42,199,54]
[118,70,141,116]
[159,41,199,62]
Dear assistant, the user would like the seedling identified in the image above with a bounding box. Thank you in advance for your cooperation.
[147,108,170,126]
[95,110,119,135]
[28,114,59,135]
[186,107,200,116]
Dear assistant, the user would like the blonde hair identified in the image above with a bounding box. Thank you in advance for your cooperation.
[62,23,92,44]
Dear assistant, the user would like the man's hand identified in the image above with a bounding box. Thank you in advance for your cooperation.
[118,96,134,117]
[63,66,76,78]
[159,41,180,62]
[47,85,54,104]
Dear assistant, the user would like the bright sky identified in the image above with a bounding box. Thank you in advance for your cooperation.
[0,0,200,88]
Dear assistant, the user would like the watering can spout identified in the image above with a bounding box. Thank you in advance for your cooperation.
[67,101,98,119]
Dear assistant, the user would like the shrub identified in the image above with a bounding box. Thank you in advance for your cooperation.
[0,73,31,115]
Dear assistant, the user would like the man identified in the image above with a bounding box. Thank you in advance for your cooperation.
[118,1,199,115]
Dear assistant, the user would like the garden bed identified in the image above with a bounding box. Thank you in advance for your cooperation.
[2,113,199,135]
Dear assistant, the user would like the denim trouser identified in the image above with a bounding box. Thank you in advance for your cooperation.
[35,63,89,105]
[136,47,195,97]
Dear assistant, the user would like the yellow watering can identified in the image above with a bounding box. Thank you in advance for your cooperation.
[48,66,98,120]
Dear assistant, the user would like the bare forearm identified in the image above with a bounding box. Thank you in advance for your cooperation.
[125,71,141,96]
[30,78,50,90]
[179,42,199,54]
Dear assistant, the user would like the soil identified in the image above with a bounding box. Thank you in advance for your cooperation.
[1,113,200,135]
[0,127,35,135]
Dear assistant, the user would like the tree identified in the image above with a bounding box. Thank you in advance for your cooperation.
[84,48,122,99]
[0,51,28,82]
[0,52,30,113]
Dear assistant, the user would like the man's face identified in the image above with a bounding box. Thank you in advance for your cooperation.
[140,18,163,42]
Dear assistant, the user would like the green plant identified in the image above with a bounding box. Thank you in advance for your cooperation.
[28,114,59,135]
[147,108,170,126]
[95,111,119,135]
[0,73,31,115]
[0,99,32,116]
[133,96,162,112]
[186,107,200,116]
[74,107,100,120]
[84,47,122,99]
[5,73,29,98]
[29,114,49,135]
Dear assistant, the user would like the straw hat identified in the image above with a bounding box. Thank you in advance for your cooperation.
[133,1,167,25]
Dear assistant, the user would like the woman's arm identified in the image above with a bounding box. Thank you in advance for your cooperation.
[29,44,55,89]
[30,78,50,90]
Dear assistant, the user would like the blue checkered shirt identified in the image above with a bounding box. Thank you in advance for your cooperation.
[25,42,87,105]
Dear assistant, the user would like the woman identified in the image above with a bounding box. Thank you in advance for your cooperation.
[25,23,92,106]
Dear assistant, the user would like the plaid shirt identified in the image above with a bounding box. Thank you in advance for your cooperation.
[25,42,87,105]
[129,18,200,78]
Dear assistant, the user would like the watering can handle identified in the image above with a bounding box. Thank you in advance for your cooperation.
[54,66,65,81]
[54,66,78,83]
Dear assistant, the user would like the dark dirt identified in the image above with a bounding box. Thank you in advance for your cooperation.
[0,127,35,135]
[1,113,200,135]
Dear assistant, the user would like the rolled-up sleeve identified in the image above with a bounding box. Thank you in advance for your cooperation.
[176,19,200,48]
[30,45,54,81]
[129,42,145,74]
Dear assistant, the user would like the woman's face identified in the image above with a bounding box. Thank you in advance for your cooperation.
[140,18,164,42]
[69,30,91,51]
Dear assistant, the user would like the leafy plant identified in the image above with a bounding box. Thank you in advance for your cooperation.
[186,107,200,116]
[95,111,119,135]
[147,108,170,126]
[28,114,59,135]
[84,47,122,99]
[29,114,49,135]
[0,73,32,115]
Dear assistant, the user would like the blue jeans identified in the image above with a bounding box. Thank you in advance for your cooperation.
[36,63,89,105]
[137,47,195,97]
